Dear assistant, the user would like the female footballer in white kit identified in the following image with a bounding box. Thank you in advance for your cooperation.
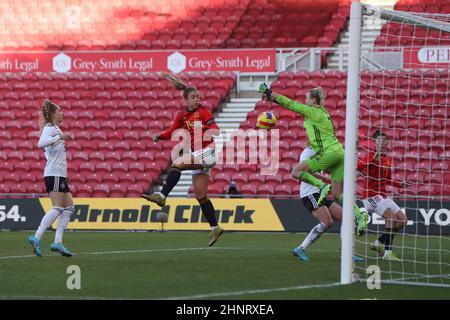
[27,100,74,257]
[292,146,364,262]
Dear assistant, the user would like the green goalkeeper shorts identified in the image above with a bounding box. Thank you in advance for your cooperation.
[305,144,345,182]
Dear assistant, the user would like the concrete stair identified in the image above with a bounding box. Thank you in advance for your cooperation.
[327,15,382,70]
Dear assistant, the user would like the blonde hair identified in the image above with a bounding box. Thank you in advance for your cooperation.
[308,87,326,106]
[39,100,59,129]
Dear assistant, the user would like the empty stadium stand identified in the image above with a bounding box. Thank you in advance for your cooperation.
[0,72,236,197]
[0,0,350,51]
[374,0,450,47]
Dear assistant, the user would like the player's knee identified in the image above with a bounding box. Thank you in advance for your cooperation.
[383,208,393,221]
[63,206,75,217]
[195,189,208,200]
[396,211,407,226]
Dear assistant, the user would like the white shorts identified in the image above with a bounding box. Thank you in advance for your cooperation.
[362,195,401,218]
[191,148,216,176]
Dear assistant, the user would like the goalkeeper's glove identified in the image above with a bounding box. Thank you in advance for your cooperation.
[258,83,272,100]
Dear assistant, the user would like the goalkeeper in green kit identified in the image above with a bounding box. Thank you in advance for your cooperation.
[258,83,368,235]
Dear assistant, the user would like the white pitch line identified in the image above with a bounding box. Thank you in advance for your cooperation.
[0,247,339,260]
[0,254,36,259]
[161,282,343,300]
[0,247,230,260]
[0,282,343,300]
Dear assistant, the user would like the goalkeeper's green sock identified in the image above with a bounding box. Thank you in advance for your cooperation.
[337,195,361,219]
[298,171,325,189]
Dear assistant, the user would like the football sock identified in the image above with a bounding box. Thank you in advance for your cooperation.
[55,206,75,244]
[35,207,63,240]
[161,167,181,197]
[198,197,218,227]
[299,223,329,250]
[378,232,388,244]
[384,228,395,251]
[298,171,325,189]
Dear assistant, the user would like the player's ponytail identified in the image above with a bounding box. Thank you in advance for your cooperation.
[308,87,326,106]
[161,72,197,100]
[39,99,58,130]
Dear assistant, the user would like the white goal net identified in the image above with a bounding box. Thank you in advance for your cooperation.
[343,2,450,288]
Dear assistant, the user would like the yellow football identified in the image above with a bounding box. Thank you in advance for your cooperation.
[256,111,277,130]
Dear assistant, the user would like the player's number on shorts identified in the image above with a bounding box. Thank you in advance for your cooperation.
[0,205,25,222]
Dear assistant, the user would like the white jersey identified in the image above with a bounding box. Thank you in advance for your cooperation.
[38,124,67,177]
[299,146,320,198]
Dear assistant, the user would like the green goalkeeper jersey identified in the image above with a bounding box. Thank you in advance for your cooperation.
[275,95,342,153]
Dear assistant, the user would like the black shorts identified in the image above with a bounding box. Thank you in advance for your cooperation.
[44,176,71,193]
[302,193,334,212]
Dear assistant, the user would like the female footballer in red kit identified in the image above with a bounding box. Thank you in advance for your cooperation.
[142,73,224,246]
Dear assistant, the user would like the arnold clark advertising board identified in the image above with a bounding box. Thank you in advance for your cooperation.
[0,198,449,235]
[0,49,276,73]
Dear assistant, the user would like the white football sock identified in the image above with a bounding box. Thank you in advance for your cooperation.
[35,207,63,240]
[299,223,329,250]
[158,192,166,199]
[55,206,75,244]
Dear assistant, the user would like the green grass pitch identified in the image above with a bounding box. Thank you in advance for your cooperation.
[0,231,449,299]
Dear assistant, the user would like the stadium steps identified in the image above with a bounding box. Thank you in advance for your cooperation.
[169,98,259,197]
[328,15,382,69]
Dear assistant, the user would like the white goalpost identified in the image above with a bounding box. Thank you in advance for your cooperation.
[342,1,450,287]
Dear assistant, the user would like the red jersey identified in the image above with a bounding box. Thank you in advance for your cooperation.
[357,151,402,198]
[158,106,219,151]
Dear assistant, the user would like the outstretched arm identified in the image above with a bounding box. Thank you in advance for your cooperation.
[257,83,315,118]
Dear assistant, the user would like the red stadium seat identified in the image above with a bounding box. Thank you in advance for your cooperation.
[127,184,145,197]
[429,158,448,172]
[265,175,283,184]
[112,163,129,175]
[275,185,293,196]
[71,173,86,184]
[92,185,110,197]
[78,162,96,174]
[120,173,136,184]
[257,184,275,195]
[128,163,145,174]
[86,174,103,184]
[424,173,442,184]
[239,184,257,195]
[214,173,231,183]
[110,184,126,198]
[144,162,163,175]
[95,162,112,174]
[208,183,227,195]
